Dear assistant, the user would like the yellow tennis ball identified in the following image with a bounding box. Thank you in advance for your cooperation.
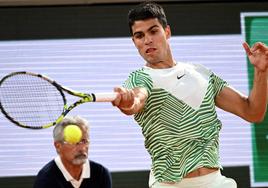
[63,125,82,144]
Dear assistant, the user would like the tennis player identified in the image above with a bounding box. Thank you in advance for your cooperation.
[33,116,112,188]
[112,2,268,188]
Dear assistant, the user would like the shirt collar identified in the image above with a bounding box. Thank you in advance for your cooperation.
[54,156,90,182]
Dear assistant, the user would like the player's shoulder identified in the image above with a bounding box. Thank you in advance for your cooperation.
[130,67,147,74]
[179,62,212,76]
[127,67,151,79]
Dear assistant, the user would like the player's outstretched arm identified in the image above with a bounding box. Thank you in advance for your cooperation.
[216,42,268,123]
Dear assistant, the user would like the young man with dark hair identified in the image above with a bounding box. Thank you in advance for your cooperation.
[113,2,268,188]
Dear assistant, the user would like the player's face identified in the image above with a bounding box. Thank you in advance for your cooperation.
[131,18,171,68]
[56,130,89,166]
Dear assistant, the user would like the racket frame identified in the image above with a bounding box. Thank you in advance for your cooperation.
[0,71,99,129]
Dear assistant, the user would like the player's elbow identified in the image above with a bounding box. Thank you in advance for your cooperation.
[247,111,266,123]
[252,115,265,123]
[121,110,135,116]
[249,117,263,123]
[243,101,267,123]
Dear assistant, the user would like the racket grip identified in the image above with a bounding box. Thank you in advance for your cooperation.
[94,92,117,102]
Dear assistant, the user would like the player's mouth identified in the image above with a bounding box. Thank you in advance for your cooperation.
[146,48,156,54]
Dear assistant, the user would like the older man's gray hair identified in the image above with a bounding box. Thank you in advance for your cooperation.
[53,116,89,142]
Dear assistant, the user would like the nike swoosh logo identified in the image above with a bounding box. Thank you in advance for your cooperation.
[177,74,185,80]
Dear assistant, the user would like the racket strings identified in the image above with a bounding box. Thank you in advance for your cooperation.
[0,74,64,127]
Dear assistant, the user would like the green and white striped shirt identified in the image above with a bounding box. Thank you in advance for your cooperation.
[123,62,228,183]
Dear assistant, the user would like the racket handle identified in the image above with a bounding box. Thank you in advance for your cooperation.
[94,92,117,102]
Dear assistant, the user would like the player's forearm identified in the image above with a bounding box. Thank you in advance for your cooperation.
[247,68,268,122]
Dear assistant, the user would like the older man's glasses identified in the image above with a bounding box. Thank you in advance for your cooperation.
[62,138,90,146]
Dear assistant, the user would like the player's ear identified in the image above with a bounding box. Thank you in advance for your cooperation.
[165,25,171,39]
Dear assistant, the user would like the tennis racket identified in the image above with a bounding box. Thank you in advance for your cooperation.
[0,71,117,129]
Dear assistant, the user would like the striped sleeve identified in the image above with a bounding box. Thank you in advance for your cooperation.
[123,69,153,95]
[211,73,228,97]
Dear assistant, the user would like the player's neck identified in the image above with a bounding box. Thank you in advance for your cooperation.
[146,59,176,69]
[145,49,176,69]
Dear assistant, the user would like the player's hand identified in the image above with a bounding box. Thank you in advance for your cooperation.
[243,42,268,72]
[112,87,135,110]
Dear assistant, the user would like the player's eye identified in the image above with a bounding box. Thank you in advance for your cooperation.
[134,33,144,39]
[150,29,158,34]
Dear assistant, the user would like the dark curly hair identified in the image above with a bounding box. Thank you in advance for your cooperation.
[128,1,168,35]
